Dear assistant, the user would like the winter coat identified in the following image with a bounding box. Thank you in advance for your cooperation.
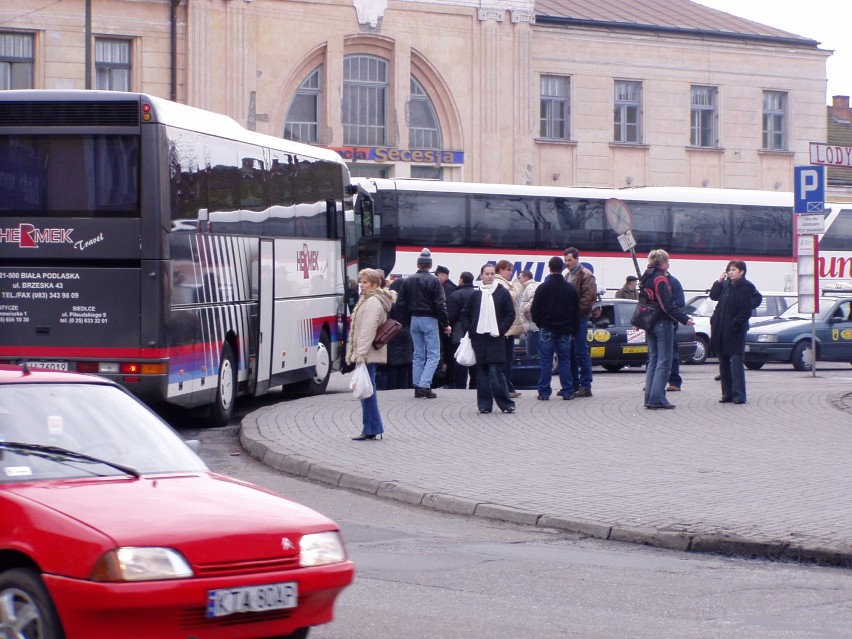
[565,265,598,317]
[459,284,515,364]
[495,274,526,337]
[518,279,540,332]
[346,287,396,366]
[709,277,762,356]
[397,269,449,328]
[638,266,691,326]
[447,283,478,344]
[385,279,413,366]
[530,273,580,336]
[614,285,639,300]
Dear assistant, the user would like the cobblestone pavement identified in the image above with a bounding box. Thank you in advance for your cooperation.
[240,363,852,565]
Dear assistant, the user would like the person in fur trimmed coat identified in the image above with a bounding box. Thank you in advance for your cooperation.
[346,268,396,440]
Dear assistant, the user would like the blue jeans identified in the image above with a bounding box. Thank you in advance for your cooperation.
[411,316,441,389]
[570,317,593,391]
[537,329,574,398]
[719,352,747,403]
[526,330,540,358]
[475,362,513,412]
[645,320,675,407]
[669,323,682,387]
[359,364,383,436]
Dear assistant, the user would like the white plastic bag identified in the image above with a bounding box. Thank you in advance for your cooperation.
[350,362,374,400]
[454,333,476,367]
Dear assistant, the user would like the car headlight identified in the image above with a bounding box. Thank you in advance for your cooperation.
[756,335,779,343]
[300,531,347,567]
[90,547,193,581]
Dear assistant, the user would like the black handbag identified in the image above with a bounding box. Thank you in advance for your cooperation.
[630,288,661,330]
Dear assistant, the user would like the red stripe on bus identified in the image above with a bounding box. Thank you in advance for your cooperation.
[0,346,172,359]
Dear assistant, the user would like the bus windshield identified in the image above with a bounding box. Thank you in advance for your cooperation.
[0,135,139,216]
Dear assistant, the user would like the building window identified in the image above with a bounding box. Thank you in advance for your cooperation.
[285,67,321,143]
[0,32,34,90]
[409,77,441,150]
[540,75,569,140]
[690,86,718,147]
[343,55,387,146]
[762,90,788,151]
[614,80,642,143]
[95,38,131,91]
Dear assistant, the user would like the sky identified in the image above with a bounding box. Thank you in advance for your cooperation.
[693,0,850,104]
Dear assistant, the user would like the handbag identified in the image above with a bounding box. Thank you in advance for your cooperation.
[372,318,403,349]
[454,332,477,367]
[630,288,661,331]
[350,362,374,400]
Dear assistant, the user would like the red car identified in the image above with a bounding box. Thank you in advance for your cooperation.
[0,365,353,639]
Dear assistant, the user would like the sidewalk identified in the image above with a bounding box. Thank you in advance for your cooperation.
[240,365,852,566]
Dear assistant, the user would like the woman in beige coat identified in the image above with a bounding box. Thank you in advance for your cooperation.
[346,268,396,440]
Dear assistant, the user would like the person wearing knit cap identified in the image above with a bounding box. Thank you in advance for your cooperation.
[397,248,451,398]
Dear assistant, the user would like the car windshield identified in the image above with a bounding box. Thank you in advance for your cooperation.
[0,382,207,483]
[684,296,716,317]
[777,300,834,322]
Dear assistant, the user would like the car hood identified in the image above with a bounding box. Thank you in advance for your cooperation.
[748,317,810,334]
[10,473,338,563]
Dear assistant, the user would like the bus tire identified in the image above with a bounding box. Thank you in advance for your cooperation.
[210,342,236,427]
[295,330,332,396]
[791,341,814,372]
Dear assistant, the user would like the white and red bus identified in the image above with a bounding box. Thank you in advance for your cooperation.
[0,90,370,425]
[352,178,852,294]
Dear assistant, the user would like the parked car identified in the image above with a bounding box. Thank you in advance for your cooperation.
[0,365,353,639]
[684,291,797,364]
[511,299,697,387]
[744,297,852,371]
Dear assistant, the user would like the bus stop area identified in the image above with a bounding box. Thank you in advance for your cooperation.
[240,365,852,566]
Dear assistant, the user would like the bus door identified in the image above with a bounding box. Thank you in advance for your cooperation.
[254,238,274,395]
[353,185,395,277]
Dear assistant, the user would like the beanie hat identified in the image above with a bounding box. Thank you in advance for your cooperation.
[417,248,433,268]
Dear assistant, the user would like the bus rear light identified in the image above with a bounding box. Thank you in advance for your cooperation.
[140,363,167,375]
[120,363,140,374]
[75,362,99,373]
[141,102,152,122]
[123,377,141,383]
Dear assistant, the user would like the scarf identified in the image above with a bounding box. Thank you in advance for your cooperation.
[476,282,500,336]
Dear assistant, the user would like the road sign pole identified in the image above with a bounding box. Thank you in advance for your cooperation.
[630,248,641,278]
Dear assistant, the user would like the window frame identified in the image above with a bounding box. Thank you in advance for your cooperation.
[95,37,131,92]
[540,75,570,141]
[0,31,34,90]
[762,90,788,151]
[613,80,643,144]
[342,54,388,147]
[690,85,718,148]
[284,66,322,144]
[408,76,442,150]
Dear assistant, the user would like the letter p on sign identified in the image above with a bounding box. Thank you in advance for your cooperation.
[794,165,824,213]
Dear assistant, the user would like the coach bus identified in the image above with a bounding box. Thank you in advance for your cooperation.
[352,177,852,294]
[0,90,371,426]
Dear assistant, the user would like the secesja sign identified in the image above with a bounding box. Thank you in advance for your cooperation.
[327,146,464,166]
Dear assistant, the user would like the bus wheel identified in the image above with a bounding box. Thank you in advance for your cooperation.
[295,331,332,396]
[210,342,236,427]
[791,341,814,372]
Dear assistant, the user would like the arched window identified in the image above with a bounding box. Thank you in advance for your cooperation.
[284,67,321,143]
[409,76,441,150]
[343,55,387,146]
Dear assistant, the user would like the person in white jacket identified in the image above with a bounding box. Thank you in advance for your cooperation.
[346,269,396,440]
[518,270,540,358]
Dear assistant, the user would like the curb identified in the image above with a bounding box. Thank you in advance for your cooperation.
[238,421,852,568]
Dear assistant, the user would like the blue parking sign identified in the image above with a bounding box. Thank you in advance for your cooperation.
[794,165,825,213]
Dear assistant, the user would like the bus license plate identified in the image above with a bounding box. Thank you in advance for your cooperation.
[29,361,69,371]
[206,581,298,618]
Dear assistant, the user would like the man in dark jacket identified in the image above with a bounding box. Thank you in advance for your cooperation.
[563,247,596,398]
[446,271,477,389]
[434,265,458,389]
[531,256,580,400]
[667,271,686,392]
[397,248,451,398]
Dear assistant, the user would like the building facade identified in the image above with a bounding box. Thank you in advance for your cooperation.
[1,0,831,191]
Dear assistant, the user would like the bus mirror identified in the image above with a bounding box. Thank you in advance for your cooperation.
[359,200,375,237]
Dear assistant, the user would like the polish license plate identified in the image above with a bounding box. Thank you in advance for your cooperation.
[206,581,298,618]
[622,345,648,354]
[29,361,69,371]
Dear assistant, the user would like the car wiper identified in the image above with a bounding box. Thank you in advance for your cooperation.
[0,441,140,478]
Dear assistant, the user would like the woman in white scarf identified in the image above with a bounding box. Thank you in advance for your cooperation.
[460,264,517,414]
